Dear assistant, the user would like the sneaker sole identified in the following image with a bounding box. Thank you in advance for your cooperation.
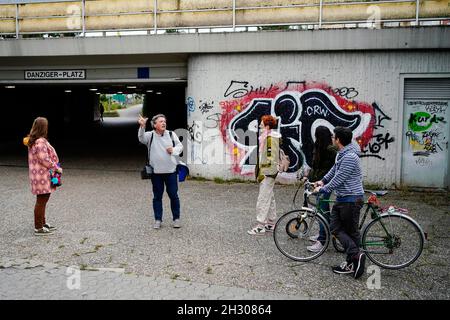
[332,270,353,275]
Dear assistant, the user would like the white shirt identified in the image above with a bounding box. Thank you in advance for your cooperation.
[138,127,183,174]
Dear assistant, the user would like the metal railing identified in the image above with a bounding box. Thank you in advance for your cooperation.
[0,0,448,38]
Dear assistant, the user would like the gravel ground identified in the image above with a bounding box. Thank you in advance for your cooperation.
[0,163,448,300]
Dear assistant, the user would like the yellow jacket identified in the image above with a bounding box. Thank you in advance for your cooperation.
[256,131,281,182]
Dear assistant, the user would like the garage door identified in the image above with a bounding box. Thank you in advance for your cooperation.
[402,78,450,188]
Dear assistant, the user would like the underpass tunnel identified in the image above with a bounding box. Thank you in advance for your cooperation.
[0,82,187,170]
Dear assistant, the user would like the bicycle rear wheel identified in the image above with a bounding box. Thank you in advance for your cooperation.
[362,213,425,269]
[273,209,330,262]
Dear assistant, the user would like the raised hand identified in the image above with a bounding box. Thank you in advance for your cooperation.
[138,115,148,128]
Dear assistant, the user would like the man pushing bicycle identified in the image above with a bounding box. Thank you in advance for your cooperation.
[313,126,366,279]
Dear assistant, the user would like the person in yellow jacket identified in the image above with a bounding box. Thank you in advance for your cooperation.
[248,115,282,235]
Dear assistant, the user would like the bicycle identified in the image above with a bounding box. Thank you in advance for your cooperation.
[273,180,426,269]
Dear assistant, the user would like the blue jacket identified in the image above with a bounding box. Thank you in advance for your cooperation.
[320,142,364,201]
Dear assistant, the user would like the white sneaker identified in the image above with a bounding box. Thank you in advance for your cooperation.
[307,241,324,253]
[173,219,181,228]
[153,220,161,229]
[247,225,265,235]
[309,233,320,242]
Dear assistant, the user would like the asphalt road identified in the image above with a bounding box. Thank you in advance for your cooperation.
[0,117,448,300]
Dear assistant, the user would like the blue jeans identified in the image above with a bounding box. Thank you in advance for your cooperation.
[151,172,180,221]
[317,192,331,244]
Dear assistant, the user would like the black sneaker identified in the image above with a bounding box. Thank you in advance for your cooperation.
[353,252,366,279]
[332,261,354,275]
[43,223,56,231]
[264,223,275,232]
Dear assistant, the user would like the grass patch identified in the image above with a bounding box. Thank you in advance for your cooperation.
[206,266,213,274]
[84,244,104,254]
[80,237,88,245]
[364,183,385,190]
[170,273,180,280]
[103,111,119,117]
[188,176,210,182]
[188,175,252,184]
[58,245,65,249]
[213,177,226,184]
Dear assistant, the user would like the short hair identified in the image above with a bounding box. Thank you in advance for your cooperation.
[151,114,166,127]
[334,126,353,146]
[261,115,277,130]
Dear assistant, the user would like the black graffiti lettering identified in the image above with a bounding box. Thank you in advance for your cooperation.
[274,94,300,125]
[372,103,392,129]
[205,113,222,129]
[333,87,359,99]
[281,81,306,91]
[187,122,202,141]
[199,101,214,114]
[300,91,362,167]
[228,99,272,166]
[224,80,251,98]
[424,104,447,114]
[361,132,395,160]
[430,114,446,125]
[422,130,441,139]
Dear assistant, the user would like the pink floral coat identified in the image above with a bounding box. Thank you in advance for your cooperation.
[28,138,60,195]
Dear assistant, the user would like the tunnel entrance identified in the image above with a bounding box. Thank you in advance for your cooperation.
[0,82,187,170]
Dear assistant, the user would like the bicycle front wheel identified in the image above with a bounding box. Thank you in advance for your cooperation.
[362,213,425,269]
[273,209,330,262]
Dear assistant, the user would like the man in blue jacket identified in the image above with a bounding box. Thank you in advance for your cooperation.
[314,126,366,279]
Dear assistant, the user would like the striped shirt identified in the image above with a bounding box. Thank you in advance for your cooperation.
[320,142,364,200]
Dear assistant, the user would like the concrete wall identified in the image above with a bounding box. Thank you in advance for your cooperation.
[186,51,450,187]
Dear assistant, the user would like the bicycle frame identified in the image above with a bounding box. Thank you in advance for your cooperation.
[276,179,425,268]
[301,182,409,250]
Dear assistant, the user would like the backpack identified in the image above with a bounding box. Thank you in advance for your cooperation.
[278,149,290,172]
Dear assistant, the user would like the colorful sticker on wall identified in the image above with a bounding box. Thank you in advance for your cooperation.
[405,101,448,157]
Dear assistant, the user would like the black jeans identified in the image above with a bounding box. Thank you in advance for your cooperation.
[330,200,363,262]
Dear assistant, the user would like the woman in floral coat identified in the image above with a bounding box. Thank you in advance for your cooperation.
[24,117,62,235]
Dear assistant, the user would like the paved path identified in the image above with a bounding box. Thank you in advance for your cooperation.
[0,257,304,300]
[0,135,448,300]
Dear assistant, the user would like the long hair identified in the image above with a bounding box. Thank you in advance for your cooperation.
[27,117,48,147]
[313,126,332,164]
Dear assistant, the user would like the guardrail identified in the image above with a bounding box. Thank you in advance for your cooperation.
[0,0,448,38]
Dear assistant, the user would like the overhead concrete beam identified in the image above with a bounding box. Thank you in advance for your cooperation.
[0,27,448,58]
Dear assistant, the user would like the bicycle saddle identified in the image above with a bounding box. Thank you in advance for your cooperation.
[365,190,388,196]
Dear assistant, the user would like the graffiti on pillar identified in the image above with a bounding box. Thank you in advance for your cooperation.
[219,80,395,175]
[359,102,395,160]
[199,100,215,114]
[187,96,196,117]
[405,101,448,157]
